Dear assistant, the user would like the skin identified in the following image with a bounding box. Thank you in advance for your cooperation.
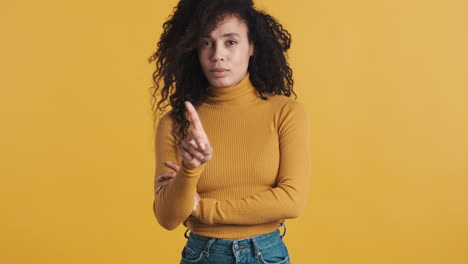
[155,14,254,216]
[198,14,254,88]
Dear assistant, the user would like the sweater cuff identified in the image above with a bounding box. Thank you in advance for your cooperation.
[194,198,218,224]
[181,160,207,177]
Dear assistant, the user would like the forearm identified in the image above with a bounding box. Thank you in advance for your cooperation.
[193,180,309,225]
[154,161,206,230]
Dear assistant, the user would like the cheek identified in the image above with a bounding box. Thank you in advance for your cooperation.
[198,53,209,70]
[234,52,251,67]
[231,49,249,65]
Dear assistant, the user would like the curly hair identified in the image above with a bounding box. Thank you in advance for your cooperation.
[148,0,296,148]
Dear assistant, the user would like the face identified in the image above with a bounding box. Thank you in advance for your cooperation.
[197,14,254,88]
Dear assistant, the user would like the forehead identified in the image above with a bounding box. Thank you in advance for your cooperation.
[203,15,248,38]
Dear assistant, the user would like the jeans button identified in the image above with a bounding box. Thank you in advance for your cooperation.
[234,245,239,250]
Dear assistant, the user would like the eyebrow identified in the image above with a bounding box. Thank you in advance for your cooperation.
[201,33,240,38]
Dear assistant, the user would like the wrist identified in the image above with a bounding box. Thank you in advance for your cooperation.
[180,160,207,178]
[182,160,205,170]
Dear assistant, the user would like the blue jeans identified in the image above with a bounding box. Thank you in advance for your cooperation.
[180,223,290,264]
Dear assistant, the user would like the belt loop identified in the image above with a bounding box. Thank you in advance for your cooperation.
[251,237,261,259]
[184,228,190,239]
[202,238,216,257]
[279,223,287,239]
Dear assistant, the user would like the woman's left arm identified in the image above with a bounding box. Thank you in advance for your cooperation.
[193,100,312,225]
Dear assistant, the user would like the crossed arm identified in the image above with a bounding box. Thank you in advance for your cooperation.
[152,112,207,230]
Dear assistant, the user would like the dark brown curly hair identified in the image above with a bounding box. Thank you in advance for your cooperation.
[148,0,296,147]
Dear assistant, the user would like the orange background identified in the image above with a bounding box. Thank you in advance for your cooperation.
[1,0,467,263]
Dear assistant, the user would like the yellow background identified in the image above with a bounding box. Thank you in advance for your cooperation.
[1,0,467,263]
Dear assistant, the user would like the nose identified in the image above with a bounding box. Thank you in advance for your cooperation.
[211,44,225,62]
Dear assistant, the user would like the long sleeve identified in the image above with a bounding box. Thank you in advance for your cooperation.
[193,101,312,225]
[152,113,207,230]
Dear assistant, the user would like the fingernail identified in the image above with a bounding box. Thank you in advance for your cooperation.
[200,143,205,150]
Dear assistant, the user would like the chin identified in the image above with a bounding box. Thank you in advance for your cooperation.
[209,77,233,88]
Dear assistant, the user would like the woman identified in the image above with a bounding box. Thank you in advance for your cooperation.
[149,0,311,263]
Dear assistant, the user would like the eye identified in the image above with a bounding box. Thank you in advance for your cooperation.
[200,41,213,47]
[227,40,237,45]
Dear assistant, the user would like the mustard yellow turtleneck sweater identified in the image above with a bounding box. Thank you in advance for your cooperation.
[153,73,311,239]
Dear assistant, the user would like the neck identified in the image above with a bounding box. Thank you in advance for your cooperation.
[204,73,260,106]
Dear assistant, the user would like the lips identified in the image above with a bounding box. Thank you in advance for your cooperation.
[210,68,229,72]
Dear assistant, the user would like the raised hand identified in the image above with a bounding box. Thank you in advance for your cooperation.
[177,101,213,169]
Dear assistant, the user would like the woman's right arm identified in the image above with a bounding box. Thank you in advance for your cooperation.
[153,113,206,230]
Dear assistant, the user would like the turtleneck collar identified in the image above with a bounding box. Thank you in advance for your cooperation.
[203,73,260,106]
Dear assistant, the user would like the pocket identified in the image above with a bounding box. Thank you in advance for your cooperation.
[258,240,290,264]
[180,243,206,263]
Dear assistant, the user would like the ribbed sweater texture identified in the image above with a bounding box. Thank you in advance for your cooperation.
[153,73,311,239]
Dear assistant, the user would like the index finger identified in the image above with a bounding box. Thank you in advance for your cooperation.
[184,101,205,133]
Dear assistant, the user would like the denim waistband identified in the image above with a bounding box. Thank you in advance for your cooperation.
[190,228,279,246]
[183,223,287,260]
